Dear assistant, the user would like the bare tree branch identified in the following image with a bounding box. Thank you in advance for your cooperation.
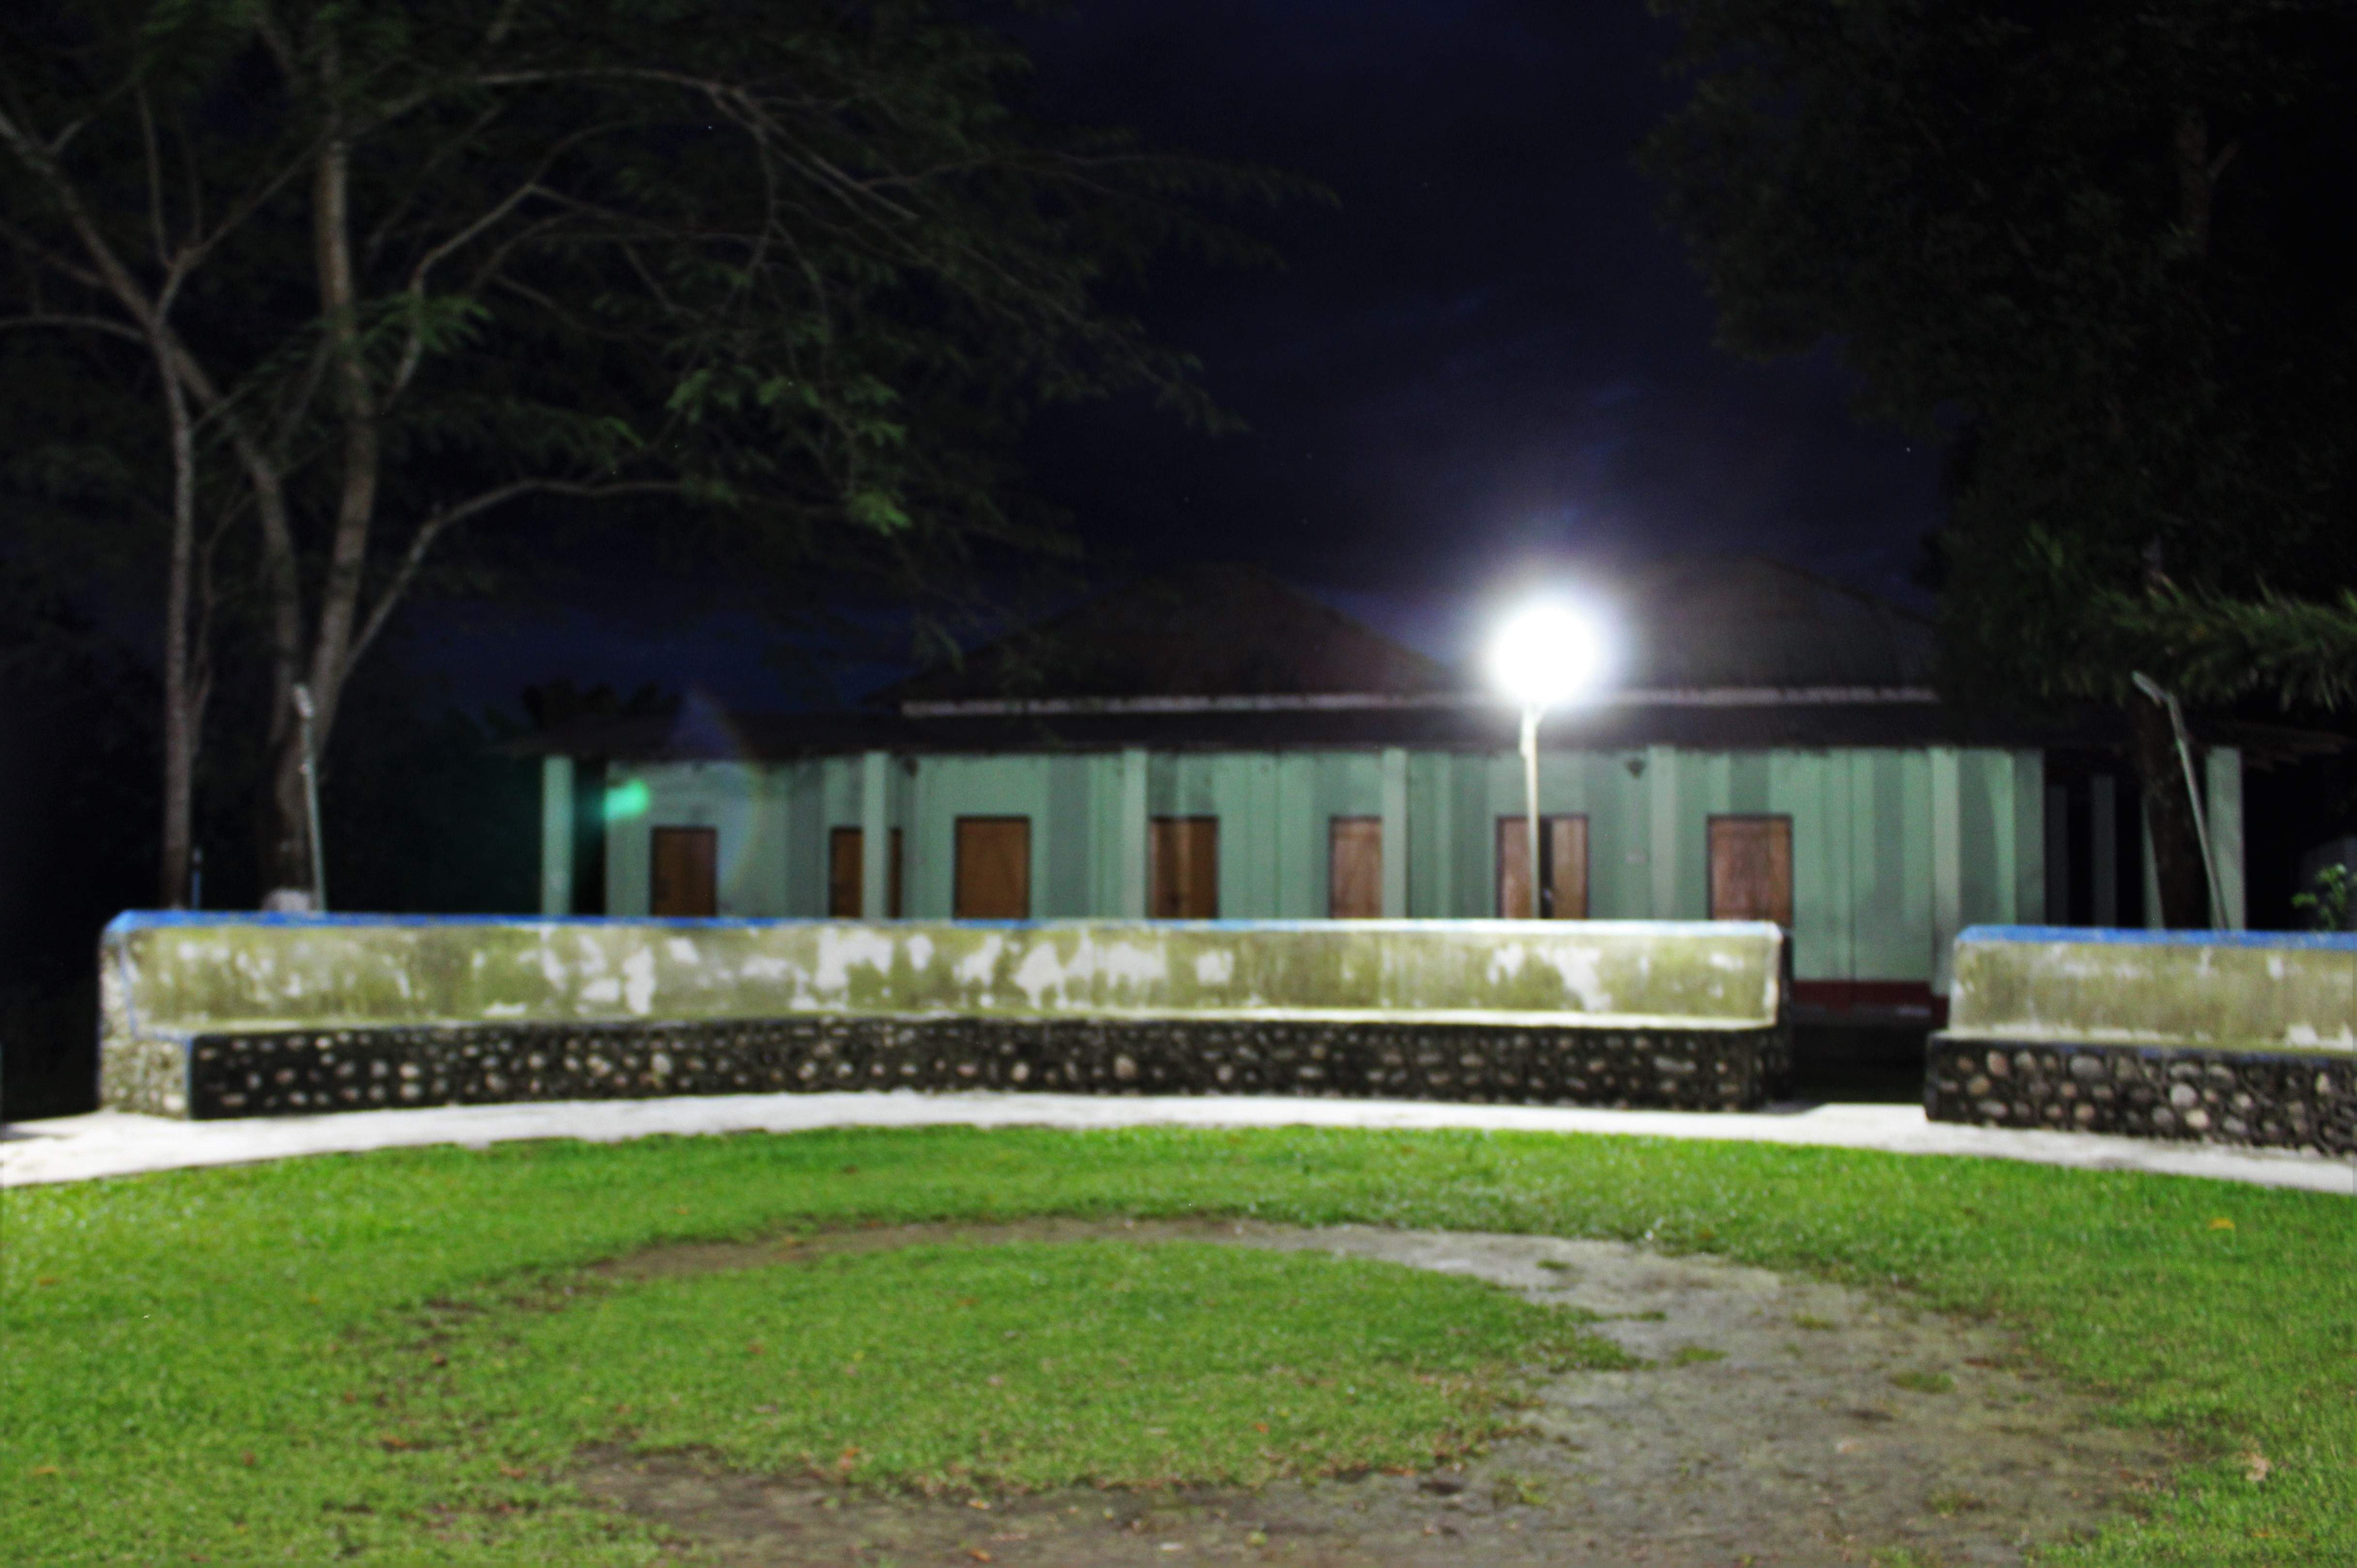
[346,478,684,668]
[0,311,148,344]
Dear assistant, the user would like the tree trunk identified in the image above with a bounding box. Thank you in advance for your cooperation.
[257,719,316,902]
[258,57,380,908]
[156,357,199,908]
[2128,692,2209,927]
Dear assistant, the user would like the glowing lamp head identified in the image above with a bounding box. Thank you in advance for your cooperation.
[1489,600,1605,711]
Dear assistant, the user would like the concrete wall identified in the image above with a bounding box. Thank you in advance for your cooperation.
[104,912,1784,1037]
[570,745,2046,992]
[1943,925,2357,1054]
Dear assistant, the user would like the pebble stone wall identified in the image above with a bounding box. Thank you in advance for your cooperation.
[132,1015,1793,1121]
[1925,1040,2356,1156]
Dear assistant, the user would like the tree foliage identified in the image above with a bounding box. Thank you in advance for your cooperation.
[1643,0,2357,705]
[1644,0,2357,922]
[0,0,1311,898]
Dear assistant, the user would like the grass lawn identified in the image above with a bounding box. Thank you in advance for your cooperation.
[3,1124,2353,1564]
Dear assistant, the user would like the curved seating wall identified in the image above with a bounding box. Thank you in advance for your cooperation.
[100,913,1788,1119]
[1928,926,2356,1153]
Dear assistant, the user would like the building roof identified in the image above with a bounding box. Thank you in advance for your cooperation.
[1608,557,1935,689]
[883,562,1460,705]
[513,557,2341,763]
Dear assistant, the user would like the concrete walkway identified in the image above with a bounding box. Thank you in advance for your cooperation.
[4,1092,2350,1193]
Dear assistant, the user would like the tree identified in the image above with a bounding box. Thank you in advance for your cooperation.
[1644,0,2357,925]
[0,0,1299,905]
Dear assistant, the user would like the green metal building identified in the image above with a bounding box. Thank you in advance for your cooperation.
[525,560,2251,1014]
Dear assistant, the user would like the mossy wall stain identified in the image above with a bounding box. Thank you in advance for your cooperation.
[1948,930,2357,1053]
[102,915,1783,1040]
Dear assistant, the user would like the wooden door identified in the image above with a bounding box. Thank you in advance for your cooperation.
[828,827,903,918]
[1328,817,1383,919]
[1150,816,1220,918]
[1708,815,1793,927]
[828,827,862,917]
[1496,814,1589,919]
[954,817,1030,919]
[650,826,718,916]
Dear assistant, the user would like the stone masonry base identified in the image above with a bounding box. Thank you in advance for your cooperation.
[1925,1034,2356,1156]
[110,1014,1793,1120]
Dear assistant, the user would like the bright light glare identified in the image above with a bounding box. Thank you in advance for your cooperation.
[1489,601,1606,709]
[602,778,652,822]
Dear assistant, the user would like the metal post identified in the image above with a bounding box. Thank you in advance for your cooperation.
[2131,673,2226,927]
[291,683,328,913]
[1520,705,1541,919]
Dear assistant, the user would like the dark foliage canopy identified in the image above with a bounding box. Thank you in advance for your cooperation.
[1644,0,2357,712]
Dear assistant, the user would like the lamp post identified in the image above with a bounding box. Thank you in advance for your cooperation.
[1488,602,1605,918]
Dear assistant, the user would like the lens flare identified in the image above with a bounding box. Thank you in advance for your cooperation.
[603,778,651,822]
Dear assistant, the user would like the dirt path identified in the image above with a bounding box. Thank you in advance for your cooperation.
[574,1219,2178,1566]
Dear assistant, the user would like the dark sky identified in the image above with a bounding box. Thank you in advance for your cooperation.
[411,0,1945,711]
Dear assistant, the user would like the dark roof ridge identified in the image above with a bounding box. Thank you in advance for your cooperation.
[877,559,1458,705]
[1629,552,1933,626]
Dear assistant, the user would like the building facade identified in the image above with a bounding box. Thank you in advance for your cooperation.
[526,560,2251,1012]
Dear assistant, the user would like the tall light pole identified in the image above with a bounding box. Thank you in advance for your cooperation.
[1488,601,1606,918]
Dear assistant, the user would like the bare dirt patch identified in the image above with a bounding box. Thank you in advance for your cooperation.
[573,1220,2177,1566]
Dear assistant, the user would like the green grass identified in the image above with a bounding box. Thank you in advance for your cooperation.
[3,1124,2353,1565]
[401,1240,1625,1498]
[1667,1343,1728,1366]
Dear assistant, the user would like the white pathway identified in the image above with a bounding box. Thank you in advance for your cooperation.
[4,1093,2350,1194]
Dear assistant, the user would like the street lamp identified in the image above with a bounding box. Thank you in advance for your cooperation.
[1488,601,1607,918]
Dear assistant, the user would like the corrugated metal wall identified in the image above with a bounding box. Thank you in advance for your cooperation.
[589,745,2046,990]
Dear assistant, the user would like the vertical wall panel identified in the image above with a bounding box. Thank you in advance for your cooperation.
[1380,747,1409,916]
[2012,751,2046,925]
[1775,753,1845,982]
[1436,754,1479,918]
[1403,752,1448,918]
[780,762,824,916]
[1241,753,1271,916]
[1767,754,1809,969]
[1647,745,1679,918]
[1963,750,2004,926]
[604,765,643,916]
[1727,751,1770,814]
[1274,753,1318,917]
[1850,750,1934,985]
[1930,747,1964,992]
[539,756,574,916]
[1040,755,1093,916]
[1116,749,1148,916]
[859,751,890,919]
[1582,753,1639,919]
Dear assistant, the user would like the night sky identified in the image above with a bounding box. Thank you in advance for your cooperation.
[411,0,1947,713]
